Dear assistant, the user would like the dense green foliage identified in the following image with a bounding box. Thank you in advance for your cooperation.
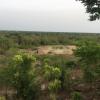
[77,0,100,21]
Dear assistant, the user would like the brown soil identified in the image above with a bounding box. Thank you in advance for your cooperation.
[37,45,76,55]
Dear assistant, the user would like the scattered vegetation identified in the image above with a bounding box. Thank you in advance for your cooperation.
[0,31,100,100]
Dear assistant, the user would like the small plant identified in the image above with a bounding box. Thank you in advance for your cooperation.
[44,63,61,81]
[71,92,83,100]
[44,63,62,100]
[48,79,61,100]
[48,79,61,93]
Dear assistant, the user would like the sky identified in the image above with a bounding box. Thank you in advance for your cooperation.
[0,0,100,33]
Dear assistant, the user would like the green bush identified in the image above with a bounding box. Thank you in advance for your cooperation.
[6,54,40,100]
[71,92,83,100]
[48,79,61,93]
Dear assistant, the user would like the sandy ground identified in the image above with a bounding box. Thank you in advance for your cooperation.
[19,45,77,55]
[37,45,76,55]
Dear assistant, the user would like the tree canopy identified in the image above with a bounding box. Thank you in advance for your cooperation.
[77,0,100,21]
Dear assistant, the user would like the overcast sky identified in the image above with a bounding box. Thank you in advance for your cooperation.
[0,0,100,33]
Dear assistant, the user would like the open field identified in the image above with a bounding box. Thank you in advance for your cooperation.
[19,45,76,55]
[37,45,76,55]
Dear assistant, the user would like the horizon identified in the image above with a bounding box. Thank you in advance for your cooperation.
[0,30,100,34]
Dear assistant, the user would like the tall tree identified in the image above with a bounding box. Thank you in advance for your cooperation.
[76,0,100,21]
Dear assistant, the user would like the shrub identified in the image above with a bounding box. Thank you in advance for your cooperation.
[71,92,83,100]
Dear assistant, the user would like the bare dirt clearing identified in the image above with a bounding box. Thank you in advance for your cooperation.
[37,45,76,55]
[19,45,76,55]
